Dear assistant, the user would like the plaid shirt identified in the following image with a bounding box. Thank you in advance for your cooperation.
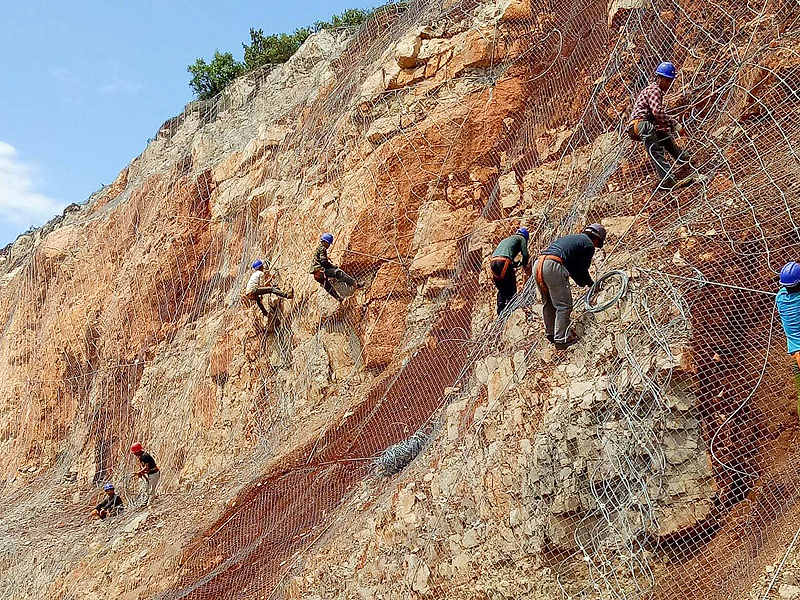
[630,81,677,131]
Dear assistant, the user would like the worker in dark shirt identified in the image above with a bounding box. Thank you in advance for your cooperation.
[309,233,363,301]
[534,223,607,349]
[490,228,530,314]
[131,442,160,507]
[91,482,124,520]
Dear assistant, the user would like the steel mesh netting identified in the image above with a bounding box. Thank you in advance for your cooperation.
[0,0,798,598]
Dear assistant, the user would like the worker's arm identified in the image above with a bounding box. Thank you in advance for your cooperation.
[520,239,530,267]
[571,268,594,288]
[647,87,678,131]
[570,245,595,288]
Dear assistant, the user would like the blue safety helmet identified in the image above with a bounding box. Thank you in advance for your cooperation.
[656,61,677,79]
[252,259,263,270]
[103,482,115,491]
[780,262,800,287]
[515,227,529,241]
[321,233,334,244]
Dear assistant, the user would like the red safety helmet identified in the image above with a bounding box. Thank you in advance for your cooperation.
[130,442,143,454]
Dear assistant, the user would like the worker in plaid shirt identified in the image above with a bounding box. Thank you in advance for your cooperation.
[627,62,691,191]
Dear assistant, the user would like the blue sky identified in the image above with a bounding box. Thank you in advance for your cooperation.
[0,0,376,247]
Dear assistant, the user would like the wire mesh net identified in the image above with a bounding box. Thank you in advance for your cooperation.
[0,0,799,598]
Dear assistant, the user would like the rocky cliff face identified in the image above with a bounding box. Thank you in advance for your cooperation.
[1,0,798,599]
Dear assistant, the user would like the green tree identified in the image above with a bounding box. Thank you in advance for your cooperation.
[242,28,313,72]
[190,6,392,97]
[187,50,244,100]
[313,7,373,31]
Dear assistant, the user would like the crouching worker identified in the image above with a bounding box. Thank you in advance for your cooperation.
[131,442,160,506]
[776,262,800,422]
[490,227,530,315]
[309,233,363,301]
[245,260,293,316]
[91,482,123,520]
[533,223,606,350]
[627,61,691,191]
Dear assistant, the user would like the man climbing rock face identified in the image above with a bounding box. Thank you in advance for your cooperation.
[490,227,530,315]
[131,442,160,507]
[245,259,293,316]
[627,62,692,191]
[776,261,800,422]
[91,482,123,520]
[533,223,606,350]
[309,233,363,301]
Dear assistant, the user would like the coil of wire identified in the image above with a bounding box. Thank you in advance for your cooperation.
[584,269,629,313]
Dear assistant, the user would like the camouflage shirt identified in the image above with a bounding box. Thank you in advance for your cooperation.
[309,244,334,273]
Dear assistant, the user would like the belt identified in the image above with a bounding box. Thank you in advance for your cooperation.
[535,255,564,294]
[490,257,512,281]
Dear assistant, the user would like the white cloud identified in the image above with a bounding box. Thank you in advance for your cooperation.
[99,78,143,95]
[49,66,76,83]
[0,141,63,228]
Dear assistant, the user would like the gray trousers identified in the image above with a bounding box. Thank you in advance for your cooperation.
[324,267,355,287]
[534,258,573,342]
[144,471,161,505]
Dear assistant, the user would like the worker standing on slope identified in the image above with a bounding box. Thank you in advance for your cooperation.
[776,262,800,422]
[309,233,363,301]
[131,442,160,507]
[245,260,293,317]
[627,62,692,191]
[91,482,124,520]
[490,227,530,315]
[533,224,606,350]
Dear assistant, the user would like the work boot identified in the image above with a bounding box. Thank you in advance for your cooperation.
[554,335,579,350]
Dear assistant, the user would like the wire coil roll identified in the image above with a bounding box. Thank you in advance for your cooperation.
[584,270,630,313]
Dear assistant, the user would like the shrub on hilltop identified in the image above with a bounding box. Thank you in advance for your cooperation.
[188,7,376,100]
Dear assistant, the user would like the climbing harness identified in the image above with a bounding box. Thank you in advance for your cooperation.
[490,257,513,281]
[534,254,564,294]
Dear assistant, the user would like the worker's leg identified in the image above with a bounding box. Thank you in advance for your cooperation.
[533,258,555,338]
[325,267,356,288]
[658,131,689,162]
[640,122,674,185]
[491,259,516,314]
[542,260,573,343]
[498,269,517,314]
[255,286,291,299]
[491,260,504,314]
[254,296,269,316]
[146,471,161,506]
[792,354,800,421]
[320,277,342,300]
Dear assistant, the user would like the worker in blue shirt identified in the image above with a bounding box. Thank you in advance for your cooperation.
[776,261,800,421]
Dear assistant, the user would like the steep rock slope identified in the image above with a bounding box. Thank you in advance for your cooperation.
[0,0,798,598]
